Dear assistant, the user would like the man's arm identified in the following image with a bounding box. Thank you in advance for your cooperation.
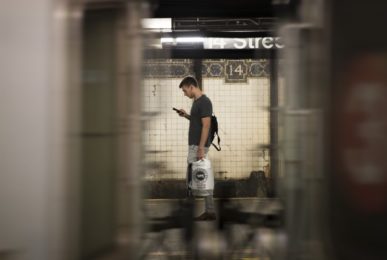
[197,116,211,159]
[177,109,190,120]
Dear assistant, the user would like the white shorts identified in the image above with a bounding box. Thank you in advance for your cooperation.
[187,145,209,164]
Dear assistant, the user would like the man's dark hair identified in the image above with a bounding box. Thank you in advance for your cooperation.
[179,76,199,89]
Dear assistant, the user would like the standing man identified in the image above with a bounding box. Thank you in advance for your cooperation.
[175,76,216,221]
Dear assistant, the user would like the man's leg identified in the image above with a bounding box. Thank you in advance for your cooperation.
[186,145,197,199]
[186,163,193,198]
[204,195,215,213]
[194,147,216,220]
[195,195,216,221]
[187,145,216,221]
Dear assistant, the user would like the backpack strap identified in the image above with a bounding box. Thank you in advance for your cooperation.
[212,143,221,151]
[211,131,221,151]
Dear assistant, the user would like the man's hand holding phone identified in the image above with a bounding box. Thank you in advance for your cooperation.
[173,107,187,118]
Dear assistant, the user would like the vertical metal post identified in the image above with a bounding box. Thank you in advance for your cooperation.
[193,59,203,89]
[279,15,327,259]
[126,0,146,257]
[328,1,387,259]
[269,51,279,197]
[280,23,327,260]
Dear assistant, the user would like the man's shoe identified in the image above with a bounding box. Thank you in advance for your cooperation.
[194,211,217,221]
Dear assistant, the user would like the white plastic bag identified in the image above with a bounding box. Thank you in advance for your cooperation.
[190,158,214,193]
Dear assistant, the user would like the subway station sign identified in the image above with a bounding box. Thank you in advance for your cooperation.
[205,37,284,49]
[160,37,284,49]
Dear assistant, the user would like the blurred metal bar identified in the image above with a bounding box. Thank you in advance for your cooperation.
[125,0,147,258]
[280,22,326,260]
[269,52,279,197]
[328,1,387,260]
[193,59,202,89]
[63,1,83,259]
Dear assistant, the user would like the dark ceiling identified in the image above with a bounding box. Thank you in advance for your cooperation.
[172,18,276,32]
[85,0,300,19]
[151,0,299,18]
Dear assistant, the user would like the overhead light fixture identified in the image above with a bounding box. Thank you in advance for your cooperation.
[160,37,204,49]
[142,18,172,32]
[176,37,204,43]
[160,37,174,44]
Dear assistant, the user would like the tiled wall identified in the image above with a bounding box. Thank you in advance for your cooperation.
[143,59,271,180]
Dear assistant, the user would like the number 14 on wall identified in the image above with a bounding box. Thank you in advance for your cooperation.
[225,60,248,83]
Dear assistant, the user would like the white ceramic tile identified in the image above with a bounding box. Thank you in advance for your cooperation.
[143,62,271,180]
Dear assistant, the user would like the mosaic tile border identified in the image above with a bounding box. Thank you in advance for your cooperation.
[143,59,194,78]
[144,59,270,82]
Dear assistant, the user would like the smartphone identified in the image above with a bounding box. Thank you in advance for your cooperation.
[173,107,184,116]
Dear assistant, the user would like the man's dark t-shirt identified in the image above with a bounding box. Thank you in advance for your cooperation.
[189,95,213,147]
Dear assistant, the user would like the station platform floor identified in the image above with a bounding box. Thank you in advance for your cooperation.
[96,197,284,260]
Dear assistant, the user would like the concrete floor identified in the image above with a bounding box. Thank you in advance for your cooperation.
[96,198,284,260]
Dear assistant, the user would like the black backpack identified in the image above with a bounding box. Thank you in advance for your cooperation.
[210,115,221,151]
